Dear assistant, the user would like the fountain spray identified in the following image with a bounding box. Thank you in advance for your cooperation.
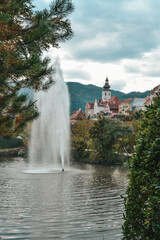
[29,57,70,170]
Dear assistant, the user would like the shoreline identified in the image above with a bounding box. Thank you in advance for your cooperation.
[0,147,26,157]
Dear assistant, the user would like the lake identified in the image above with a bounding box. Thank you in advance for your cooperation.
[0,158,128,240]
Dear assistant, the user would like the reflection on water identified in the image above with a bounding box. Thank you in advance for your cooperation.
[0,158,128,240]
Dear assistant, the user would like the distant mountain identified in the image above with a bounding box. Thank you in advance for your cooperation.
[67,82,151,114]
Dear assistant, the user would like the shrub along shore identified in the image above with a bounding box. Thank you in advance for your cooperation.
[71,117,135,166]
[0,136,25,157]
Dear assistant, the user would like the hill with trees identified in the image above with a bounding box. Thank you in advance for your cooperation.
[17,81,151,117]
[67,82,151,114]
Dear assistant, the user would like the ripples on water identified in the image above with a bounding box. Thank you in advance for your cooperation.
[0,158,128,240]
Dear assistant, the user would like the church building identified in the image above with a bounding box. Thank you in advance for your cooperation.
[85,77,120,118]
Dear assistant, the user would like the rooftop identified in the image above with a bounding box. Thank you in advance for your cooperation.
[70,109,85,120]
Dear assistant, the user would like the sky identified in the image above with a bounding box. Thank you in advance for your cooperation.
[33,0,160,93]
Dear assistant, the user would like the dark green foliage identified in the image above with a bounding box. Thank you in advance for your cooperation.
[89,117,132,164]
[122,93,160,240]
[117,111,143,122]
[0,0,74,135]
[0,136,24,149]
[67,82,151,114]
[67,82,102,114]
[71,118,135,164]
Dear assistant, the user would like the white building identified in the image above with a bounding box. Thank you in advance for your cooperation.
[102,77,111,101]
[145,85,160,105]
[85,77,120,118]
[130,98,146,112]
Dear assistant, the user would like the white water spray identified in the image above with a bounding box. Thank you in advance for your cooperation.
[29,58,70,170]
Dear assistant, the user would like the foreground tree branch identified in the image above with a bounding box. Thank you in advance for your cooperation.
[0,0,74,135]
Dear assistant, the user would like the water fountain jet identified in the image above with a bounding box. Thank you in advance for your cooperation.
[29,57,70,171]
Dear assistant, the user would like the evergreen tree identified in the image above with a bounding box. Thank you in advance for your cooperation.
[0,0,74,135]
[122,93,160,240]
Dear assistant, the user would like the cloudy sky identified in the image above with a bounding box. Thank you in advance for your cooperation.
[33,0,160,93]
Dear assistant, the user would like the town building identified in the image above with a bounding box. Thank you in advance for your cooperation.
[102,77,111,101]
[145,85,160,105]
[85,103,94,117]
[85,79,160,119]
[70,108,85,120]
[130,98,146,112]
[119,97,146,115]
[85,77,120,118]
[119,98,133,115]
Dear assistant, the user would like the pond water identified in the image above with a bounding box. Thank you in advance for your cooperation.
[0,158,128,240]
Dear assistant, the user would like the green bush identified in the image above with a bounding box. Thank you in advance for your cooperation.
[122,92,160,239]
[0,137,24,149]
[89,117,132,164]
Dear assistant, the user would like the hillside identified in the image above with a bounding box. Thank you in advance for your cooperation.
[67,82,151,114]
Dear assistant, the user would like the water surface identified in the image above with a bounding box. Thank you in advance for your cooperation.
[0,158,128,240]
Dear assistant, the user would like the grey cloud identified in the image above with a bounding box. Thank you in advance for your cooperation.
[139,68,160,77]
[125,62,160,77]
[146,71,160,77]
[34,0,160,65]
[125,64,140,73]
[67,27,157,63]
[64,0,160,62]
[111,80,127,91]
[64,69,91,81]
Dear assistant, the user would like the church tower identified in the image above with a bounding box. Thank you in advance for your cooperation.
[102,76,111,101]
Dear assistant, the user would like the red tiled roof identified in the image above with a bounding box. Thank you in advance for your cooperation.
[151,85,160,95]
[98,99,108,107]
[109,96,121,106]
[86,102,94,109]
[97,97,120,109]
[121,98,133,104]
[145,84,160,105]
[70,109,85,120]
[145,98,150,105]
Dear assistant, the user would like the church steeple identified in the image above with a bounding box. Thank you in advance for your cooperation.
[102,76,111,101]
[103,76,110,90]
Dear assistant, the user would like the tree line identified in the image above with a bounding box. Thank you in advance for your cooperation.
[71,117,134,165]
